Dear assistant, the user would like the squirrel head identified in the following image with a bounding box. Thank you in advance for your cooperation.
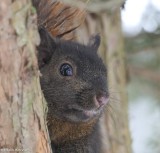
[38,27,109,123]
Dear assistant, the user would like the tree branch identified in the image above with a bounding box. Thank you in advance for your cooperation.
[61,0,125,12]
[125,32,160,53]
[129,65,160,83]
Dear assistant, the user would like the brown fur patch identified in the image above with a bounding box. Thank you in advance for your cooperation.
[47,116,97,144]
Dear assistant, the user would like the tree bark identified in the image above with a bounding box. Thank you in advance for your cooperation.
[101,11,132,153]
[0,0,51,152]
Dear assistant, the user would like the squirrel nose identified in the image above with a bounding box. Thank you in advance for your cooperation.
[94,92,109,108]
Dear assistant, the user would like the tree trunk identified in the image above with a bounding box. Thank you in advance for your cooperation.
[0,0,51,152]
[101,11,132,153]
[76,7,132,153]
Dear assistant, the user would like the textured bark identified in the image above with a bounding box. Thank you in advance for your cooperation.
[76,8,132,153]
[0,0,51,152]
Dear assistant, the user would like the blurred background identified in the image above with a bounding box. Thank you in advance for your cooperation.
[122,0,160,153]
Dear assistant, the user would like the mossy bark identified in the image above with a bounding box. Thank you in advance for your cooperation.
[0,0,51,152]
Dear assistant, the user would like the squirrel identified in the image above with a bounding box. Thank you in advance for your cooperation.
[33,0,109,152]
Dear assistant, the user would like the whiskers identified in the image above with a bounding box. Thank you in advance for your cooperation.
[104,88,123,129]
[104,103,117,128]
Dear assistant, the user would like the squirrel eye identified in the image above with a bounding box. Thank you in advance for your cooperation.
[60,63,73,76]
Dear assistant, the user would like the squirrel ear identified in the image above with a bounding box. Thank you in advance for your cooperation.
[37,26,57,68]
[38,26,57,50]
[88,34,101,51]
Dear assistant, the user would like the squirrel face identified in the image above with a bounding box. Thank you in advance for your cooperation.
[38,27,109,122]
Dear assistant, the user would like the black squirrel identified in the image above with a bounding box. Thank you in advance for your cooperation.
[33,0,109,152]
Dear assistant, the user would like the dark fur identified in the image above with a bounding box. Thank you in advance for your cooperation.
[38,27,108,153]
